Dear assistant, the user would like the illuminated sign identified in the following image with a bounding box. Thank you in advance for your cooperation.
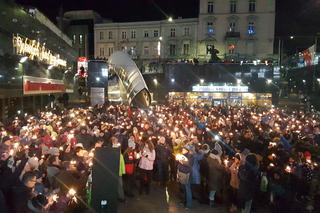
[12,34,67,67]
[192,85,248,92]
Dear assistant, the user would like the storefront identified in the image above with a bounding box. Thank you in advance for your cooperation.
[0,1,77,119]
[168,84,272,106]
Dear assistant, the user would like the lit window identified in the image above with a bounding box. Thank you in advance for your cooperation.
[207,22,214,35]
[154,30,159,37]
[144,46,149,55]
[100,31,104,40]
[228,44,236,54]
[170,28,176,37]
[206,45,213,55]
[122,31,127,40]
[79,34,83,45]
[72,35,76,44]
[144,31,149,38]
[230,0,237,13]
[108,31,113,39]
[208,1,214,13]
[183,43,190,55]
[248,22,255,35]
[169,44,176,56]
[184,27,190,36]
[131,30,136,39]
[249,0,256,12]
[229,22,236,32]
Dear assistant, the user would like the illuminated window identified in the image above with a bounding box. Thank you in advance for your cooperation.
[169,44,176,56]
[208,1,214,13]
[108,31,113,39]
[184,27,190,36]
[170,28,176,37]
[230,0,237,13]
[121,31,127,39]
[154,30,159,37]
[206,45,213,55]
[100,31,104,40]
[131,30,136,39]
[249,0,256,12]
[248,22,255,35]
[207,22,214,35]
[228,44,236,54]
[79,34,83,45]
[229,22,236,32]
[183,43,190,55]
[72,35,76,44]
[144,31,149,38]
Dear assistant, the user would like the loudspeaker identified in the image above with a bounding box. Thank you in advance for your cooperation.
[92,147,120,213]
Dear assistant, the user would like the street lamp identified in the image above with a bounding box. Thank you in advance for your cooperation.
[168,17,173,22]
[267,79,272,84]
[237,79,241,84]
[200,79,204,84]
[19,56,28,63]
[290,36,294,39]
[171,78,175,83]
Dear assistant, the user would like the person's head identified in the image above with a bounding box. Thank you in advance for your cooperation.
[48,155,61,166]
[95,139,104,148]
[234,153,241,163]
[22,171,37,189]
[28,194,48,211]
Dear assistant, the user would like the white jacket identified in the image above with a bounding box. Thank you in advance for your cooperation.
[138,147,156,170]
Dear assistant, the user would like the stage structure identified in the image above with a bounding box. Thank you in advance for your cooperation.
[108,51,151,107]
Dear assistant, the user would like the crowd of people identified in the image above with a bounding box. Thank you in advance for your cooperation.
[0,103,320,212]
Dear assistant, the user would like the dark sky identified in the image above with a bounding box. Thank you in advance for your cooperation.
[15,0,320,37]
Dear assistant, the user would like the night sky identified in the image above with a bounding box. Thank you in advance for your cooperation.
[15,0,320,37]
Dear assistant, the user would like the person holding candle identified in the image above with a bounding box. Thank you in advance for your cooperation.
[228,153,241,212]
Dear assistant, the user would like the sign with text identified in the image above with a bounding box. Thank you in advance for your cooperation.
[192,85,248,93]
[23,76,65,95]
[12,34,67,67]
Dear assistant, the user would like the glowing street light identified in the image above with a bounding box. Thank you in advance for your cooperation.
[153,78,158,85]
[19,56,28,63]
[168,17,173,22]
[200,79,204,84]
[290,36,294,39]
[237,79,242,84]
[96,77,100,82]
[266,79,272,84]
[171,78,175,83]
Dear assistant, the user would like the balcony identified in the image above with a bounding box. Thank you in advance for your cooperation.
[225,31,240,40]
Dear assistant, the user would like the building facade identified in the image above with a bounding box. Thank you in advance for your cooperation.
[94,0,275,64]
[0,1,77,119]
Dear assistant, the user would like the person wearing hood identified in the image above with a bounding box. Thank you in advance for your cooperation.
[207,142,225,207]
[238,153,259,213]
[155,136,172,186]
